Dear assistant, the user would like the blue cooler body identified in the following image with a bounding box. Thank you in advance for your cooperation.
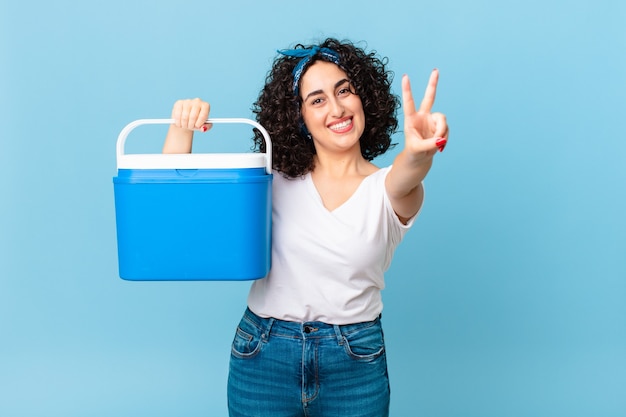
[113,118,273,281]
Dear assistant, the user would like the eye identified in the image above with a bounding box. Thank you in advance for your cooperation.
[338,87,351,96]
[337,82,355,97]
[311,97,324,105]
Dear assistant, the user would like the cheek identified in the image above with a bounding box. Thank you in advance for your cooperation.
[301,108,321,129]
[353,97,365,116]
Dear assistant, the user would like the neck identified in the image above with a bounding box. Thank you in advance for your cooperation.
[312,150,372,178]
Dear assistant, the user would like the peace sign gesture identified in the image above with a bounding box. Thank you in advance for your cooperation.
[402,69,449,155]
[385,69,449,222]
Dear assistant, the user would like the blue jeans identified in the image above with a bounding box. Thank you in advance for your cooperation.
[227,308,390,417]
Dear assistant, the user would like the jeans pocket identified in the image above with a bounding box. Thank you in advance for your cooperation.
[342,322,386,361]
[231,317,264,359]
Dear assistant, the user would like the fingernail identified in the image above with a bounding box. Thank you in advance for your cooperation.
[436,137,447,152]
[199,126,208,132]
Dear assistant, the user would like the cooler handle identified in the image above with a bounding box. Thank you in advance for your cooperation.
[116,118,273,175]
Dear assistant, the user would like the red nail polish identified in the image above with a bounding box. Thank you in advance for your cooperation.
[436,138,447,152]
[200,126,208,132]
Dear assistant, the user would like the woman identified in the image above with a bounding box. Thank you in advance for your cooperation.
[163,38,448,417]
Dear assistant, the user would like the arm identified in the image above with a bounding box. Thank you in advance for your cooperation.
[162,98,211,154]
[385,69,449,224]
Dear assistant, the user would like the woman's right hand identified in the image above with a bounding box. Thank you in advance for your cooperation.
[171,98,211,131]
[163,98,211,154]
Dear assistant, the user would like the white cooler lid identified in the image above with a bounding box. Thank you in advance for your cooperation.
[117,153,268,169]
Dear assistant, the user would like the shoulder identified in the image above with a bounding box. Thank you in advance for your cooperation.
[272,170,310,201]
[367,165,391,182]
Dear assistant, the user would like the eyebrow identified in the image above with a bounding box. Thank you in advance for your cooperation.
[303,78,350,101]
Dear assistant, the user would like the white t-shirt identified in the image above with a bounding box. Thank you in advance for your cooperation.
[247,166,419,325]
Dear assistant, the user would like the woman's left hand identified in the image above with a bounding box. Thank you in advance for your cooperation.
[385,69,449,222]
[402,69,449,158]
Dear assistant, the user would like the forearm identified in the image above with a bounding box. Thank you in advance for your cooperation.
[388,150,432,197]
[385,150,432,222]
[162,124,194,154]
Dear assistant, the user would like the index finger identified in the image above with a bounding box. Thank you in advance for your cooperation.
[401,74,418,117]
[418,68,439,113]
[171,99,187,128]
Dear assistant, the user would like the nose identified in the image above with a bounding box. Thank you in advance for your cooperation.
[329,96,345,118]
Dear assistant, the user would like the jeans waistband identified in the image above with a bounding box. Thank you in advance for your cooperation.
[242,307,382,344]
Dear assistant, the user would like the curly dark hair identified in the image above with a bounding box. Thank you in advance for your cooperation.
[252,38,400,178]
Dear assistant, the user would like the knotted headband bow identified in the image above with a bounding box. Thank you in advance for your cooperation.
[277,46,341,96]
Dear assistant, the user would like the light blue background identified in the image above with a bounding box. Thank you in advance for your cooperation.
[2,0,625,416]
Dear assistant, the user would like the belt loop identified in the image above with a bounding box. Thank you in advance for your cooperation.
[333,324,344,345]
[263,317,275,340]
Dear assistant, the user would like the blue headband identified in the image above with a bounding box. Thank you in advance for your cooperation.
[277,46,341,96]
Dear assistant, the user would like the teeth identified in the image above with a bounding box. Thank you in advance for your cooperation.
[330,119,352,131]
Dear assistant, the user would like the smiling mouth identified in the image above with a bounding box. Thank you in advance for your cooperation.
[328,117,353,133]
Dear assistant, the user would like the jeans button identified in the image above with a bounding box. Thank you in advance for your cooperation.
[304,326,318,334]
